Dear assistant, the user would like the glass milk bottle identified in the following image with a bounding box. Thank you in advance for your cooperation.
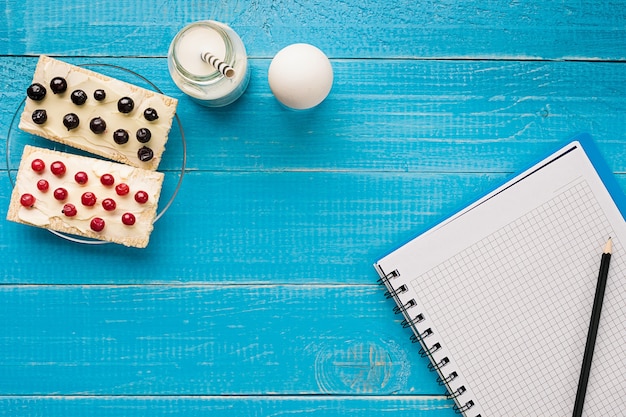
[168,21,250,107]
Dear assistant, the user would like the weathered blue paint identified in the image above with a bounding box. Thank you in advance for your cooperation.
[0,0,624,415]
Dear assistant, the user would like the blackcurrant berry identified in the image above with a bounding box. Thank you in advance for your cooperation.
[32,109,47,124]
[27,83,47,100]
[113,129,129,144]
[71,89,88,105]
[63,113,80,130]
[136,128,151,143]
[143,108,159,121]
[117,97,134,113]
[137,146,154,162]
[89,117,107,134]
[93,89,106,101]
[50,77,67,94]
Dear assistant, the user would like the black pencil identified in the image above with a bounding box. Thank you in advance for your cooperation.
[572,238,612,417]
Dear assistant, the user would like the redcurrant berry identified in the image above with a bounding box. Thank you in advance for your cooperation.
[90,217,105,232]
[31,159,45,172]
[100,174,115,186]
[102,198,117,211]
[54,188,68,201]
[121,212,136,226]
[134,190,149,204]
[81,192,97,206]
[37,179,49,191]
[74,171,89,184]
[62,203,77,217]
[20,193,35,207]
[115,183,130,196]
[51,161,66,176]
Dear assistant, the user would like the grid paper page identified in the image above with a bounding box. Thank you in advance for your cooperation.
[414,179,624,416]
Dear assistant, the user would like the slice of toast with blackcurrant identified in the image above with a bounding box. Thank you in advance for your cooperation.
[19,55,178,171]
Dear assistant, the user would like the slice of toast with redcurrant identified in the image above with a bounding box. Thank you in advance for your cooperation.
[7,145,164,248]
[19,55,178,171]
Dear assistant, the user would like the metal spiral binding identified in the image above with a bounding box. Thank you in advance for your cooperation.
[427,355,449,372]
[378,268,478,417]
[384,284,407,299]
[418,342,441,358]
[437,371,458,386]
[453,400,476,415]
[448,385,466,399]
[393,298,416,314]
[377,269,399,285]
[409,326,432,343]
[401,312,425,328]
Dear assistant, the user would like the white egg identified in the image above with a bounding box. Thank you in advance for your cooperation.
[268,43,333,110]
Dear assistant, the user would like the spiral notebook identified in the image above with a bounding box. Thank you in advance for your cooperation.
[374,134,626,416]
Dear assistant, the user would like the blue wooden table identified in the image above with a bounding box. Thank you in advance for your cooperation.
[1,1,624,416]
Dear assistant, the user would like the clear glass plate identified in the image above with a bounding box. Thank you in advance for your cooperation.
[6,62,186,245]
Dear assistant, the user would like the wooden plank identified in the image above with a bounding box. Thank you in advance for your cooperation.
[3,1,622,415]
[1,0,624,60]
[0,170,505,284]
[0,396,456,417]
[2,58,625,286]
[0,2,623,416]
[0,284,444,396]
[3,169,626,284]
[2,57,625,174]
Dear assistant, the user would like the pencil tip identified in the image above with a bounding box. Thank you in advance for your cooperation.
[604,238,612,254]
